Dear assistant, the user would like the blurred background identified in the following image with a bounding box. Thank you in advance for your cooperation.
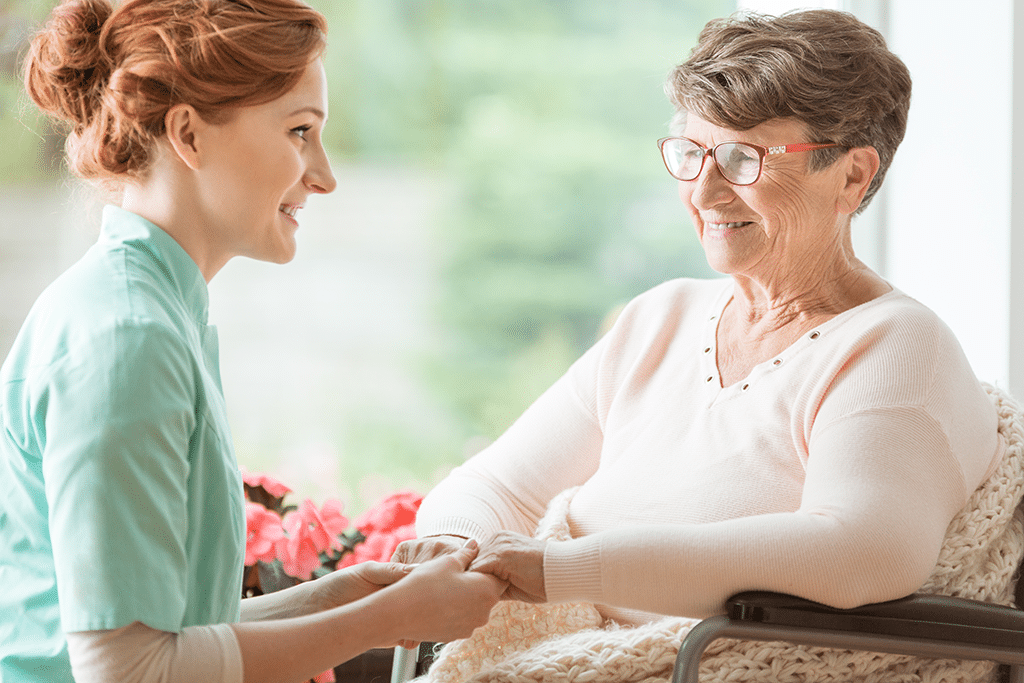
[0,0,727,512]
[4,0,1022,515]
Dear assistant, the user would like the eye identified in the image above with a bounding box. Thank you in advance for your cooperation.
[291,125,312,140]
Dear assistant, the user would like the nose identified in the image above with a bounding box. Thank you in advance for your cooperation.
[686,157,733,210]
[305,144,337,195]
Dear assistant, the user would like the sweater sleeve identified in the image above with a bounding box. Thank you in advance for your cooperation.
[415,365,605,541]
[544,404,969,618]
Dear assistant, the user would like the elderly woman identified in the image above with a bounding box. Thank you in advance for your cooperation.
[395,8,1003,633]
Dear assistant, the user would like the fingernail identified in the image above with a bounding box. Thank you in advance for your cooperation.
[462,538,478,550]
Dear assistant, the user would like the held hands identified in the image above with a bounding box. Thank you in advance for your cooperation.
[388,540,506,644]
[470,531,547,603]
[391,534,468,565]
[392,531,548,604]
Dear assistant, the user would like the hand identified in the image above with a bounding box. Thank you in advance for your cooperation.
[314,561,412,611]
[387,540,506,644]
[470,531,547,603]
[391,534,467,565]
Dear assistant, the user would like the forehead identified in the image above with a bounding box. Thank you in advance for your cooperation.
[681,114,809,146]
[278,60,328,114]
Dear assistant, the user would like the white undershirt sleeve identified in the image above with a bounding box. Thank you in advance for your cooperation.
[66,621,243,683]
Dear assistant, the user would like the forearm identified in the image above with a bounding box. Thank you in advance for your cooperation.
[544,509,941,619]
[231,592,403,683]
[239,578,321,622]
[67,599,399,683]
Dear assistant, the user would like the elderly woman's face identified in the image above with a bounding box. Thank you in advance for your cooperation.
[678,115,850,283]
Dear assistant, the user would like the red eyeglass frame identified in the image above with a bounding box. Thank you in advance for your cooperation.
[657,136,841,186]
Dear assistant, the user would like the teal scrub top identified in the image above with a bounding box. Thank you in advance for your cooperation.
[0,206,245,682]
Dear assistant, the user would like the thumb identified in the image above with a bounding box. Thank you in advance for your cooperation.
[450,539,479,570]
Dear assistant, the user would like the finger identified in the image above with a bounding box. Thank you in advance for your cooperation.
[370,562,415,585]
[449,538,479,571]
[391,543,411,563]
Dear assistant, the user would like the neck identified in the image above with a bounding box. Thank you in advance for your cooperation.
[121,172,226,283]
[727,231,888,333]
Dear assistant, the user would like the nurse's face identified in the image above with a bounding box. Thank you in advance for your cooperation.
[196,60,337,267]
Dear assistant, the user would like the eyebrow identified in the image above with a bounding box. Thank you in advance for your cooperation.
[289,106,326,119]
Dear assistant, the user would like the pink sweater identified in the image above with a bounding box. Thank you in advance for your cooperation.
[416,278,1003,624]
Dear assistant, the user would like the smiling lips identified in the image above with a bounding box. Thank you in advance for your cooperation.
[279,204,301,219]
[705,221,753,232]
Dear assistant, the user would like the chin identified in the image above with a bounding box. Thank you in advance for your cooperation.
[251,239,298,265]
[268,246,298,265]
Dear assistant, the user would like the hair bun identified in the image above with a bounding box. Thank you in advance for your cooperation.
[24,0,114,128]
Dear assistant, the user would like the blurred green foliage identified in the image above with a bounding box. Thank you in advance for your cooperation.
[306,0,726,438]
[2,0,727,488]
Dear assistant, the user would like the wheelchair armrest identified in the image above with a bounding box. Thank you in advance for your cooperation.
[726,591,1024,649]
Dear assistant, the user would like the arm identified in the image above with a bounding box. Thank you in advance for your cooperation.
[68,545,505,683]
[548,407,968,617]
[238,561,411,621]
[479,406,977,619]
[407,346,608,561]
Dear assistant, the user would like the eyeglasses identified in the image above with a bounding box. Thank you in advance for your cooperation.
[657,136,840,186]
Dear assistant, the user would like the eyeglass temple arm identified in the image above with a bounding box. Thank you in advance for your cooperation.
[767,142,839,155]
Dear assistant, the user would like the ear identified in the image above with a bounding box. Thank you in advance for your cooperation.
[163,104,204,171]
[836,146,880,215]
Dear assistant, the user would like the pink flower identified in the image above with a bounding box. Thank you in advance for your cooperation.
[244,502,285,566]
[318,498,350,552]
[275,527,322,581]
[240,467,292,499]
[276,501,327,580]
[354,491,423,535]
[275,498,349,580]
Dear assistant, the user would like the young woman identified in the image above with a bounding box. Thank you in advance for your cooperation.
[0,1,503,682]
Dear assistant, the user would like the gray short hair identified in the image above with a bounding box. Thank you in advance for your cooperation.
[666,9,911,212]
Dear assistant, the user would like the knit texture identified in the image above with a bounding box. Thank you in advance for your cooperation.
[420,384,1024,683]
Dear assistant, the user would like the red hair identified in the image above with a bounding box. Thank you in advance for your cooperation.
[24,0,327,184]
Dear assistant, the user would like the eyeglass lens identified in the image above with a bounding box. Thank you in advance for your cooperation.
[663,138,762,185]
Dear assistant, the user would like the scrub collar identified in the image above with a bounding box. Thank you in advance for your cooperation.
[99,205,211,326]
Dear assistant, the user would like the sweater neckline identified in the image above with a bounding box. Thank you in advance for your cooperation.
[700,282,902,398]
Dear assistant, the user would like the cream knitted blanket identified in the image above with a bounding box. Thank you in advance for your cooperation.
[420,385,1024,683]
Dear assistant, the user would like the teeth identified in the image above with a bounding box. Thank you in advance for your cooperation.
[279,205,299,218]
[708,222,748,229]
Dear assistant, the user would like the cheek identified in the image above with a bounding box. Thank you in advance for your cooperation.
[749,174,817,223]
[677,182,699,215]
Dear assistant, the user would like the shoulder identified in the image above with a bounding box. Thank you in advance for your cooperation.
[4,252,196,388]
[567,278,727,395]
[626,276,730,309]
[610,277,730,334]
[814,288,992,435]
[830,289,969,379]
[811,289,999,493]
